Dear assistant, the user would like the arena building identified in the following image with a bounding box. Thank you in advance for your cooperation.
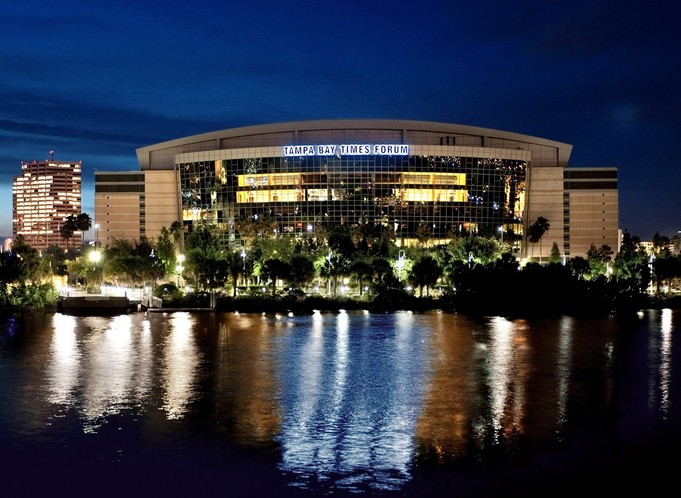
[95,119,619,260]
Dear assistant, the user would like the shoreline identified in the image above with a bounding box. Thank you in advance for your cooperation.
[3,294,680,319]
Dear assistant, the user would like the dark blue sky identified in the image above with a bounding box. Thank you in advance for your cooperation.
[2,0,679,241]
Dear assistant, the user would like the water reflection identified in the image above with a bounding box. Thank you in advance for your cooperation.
[276,311,430,492]
[482,316,526,444]
[44,313,159,432]
[47,314,79,406]
[80,315,136,432]
[135,315,153,404]
[652,309,673,417]
[161,312,199,419]
[556,316,573,428]
[213,312,280,448]
[415,315,577,464]
[2,309,680,496]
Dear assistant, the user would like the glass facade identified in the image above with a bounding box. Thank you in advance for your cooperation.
[127,119,619,259]
[178,151,526,247]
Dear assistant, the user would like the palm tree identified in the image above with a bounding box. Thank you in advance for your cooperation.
[349,260,374,296]
[60,215,78,248]
[261,258,291,296]
[318,252,350,296]
[408,255,442,297]
[288,254,316,292]
[226,251,245,296]
[528,217,550,262]
[75,213,92,246]
[371,257,394,286]
[169,221,184,253]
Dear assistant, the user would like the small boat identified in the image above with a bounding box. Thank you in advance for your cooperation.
[58,295,132,316]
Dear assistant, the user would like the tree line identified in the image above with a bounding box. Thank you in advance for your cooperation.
[2,216,680,315]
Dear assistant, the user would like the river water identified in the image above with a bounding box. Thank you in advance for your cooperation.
[1,308,679,497]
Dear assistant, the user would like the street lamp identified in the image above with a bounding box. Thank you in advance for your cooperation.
[498,225,504,243]
[88,249,101,294]
[94,223,100,247]
[397,250,405,281]
[327,250,333,295]
[176,253,185,287]
[240,249,247,289]
[89,249,101,264]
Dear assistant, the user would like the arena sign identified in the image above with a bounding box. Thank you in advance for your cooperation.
[282,144,410,157]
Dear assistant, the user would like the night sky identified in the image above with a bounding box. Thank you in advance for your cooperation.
[1,0,679,242]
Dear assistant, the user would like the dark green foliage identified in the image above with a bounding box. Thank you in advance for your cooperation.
[261,258,292,295]
[155,227,177,276]
[0,282,58,310]
[408,256,442,297]
[549,242,562,264]
[1,221,678,316]
[349,260,373,296]
[0,251,24,283]
[103,238,165,287]
[184,225,228,291]
[43,245,69,276]
[327,226,356,259]
[288,254,316,290]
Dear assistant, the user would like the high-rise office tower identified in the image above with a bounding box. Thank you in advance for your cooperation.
[12,158,82,251]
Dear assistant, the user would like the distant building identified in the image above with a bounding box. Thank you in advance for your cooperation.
[96,119,619,259]
[640,240,678,255]
[563,167,619,256]
[12,159,82,251]
[94,170,179,247]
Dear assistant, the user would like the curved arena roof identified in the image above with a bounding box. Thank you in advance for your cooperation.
[136,119,573,170]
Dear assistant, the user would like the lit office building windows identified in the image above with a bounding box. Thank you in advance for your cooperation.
[12,160,82,250]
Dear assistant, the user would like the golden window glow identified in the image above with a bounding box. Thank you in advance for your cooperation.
[402,172,466,185]
[307,189,328,201]
[179,153,527,245]
[402,188,468,203]
[236,189,300,203]
[238,173,301,188]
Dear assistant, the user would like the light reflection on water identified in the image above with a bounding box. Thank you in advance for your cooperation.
[161,312,199,420]
[46,314,79,406]
[80,315,137,432]
[653,308,673,417]
[556,316,573,429]
[1,308,680,495]
[275,310,429,492]
[484,316,523,444]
